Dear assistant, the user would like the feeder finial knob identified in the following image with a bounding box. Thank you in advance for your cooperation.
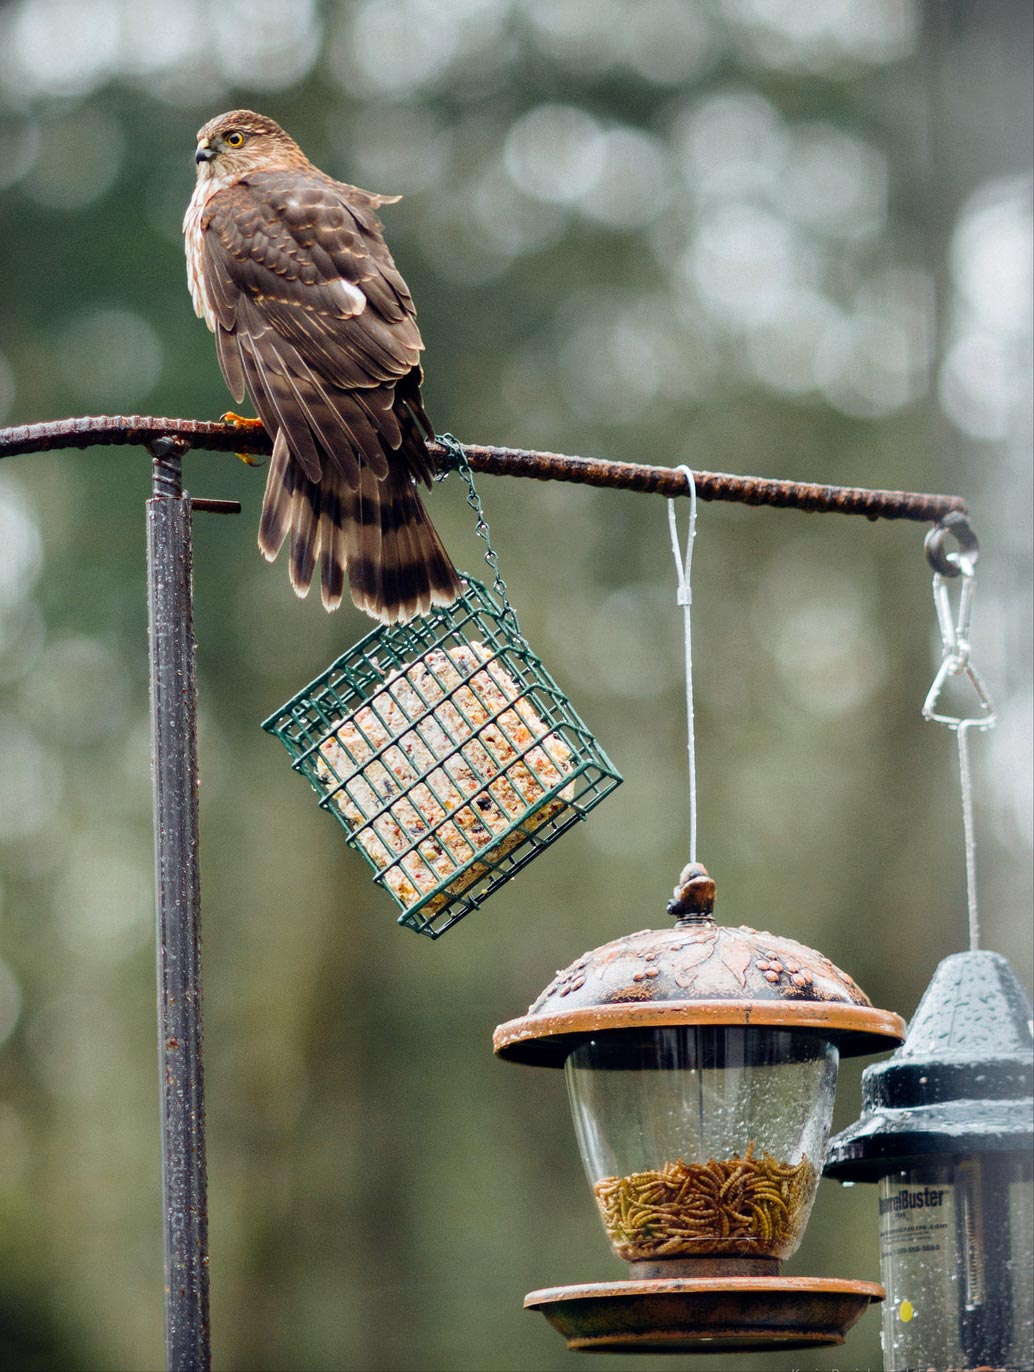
[667,862,717,923]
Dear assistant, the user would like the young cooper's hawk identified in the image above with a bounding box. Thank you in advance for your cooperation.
[184,109,460,623]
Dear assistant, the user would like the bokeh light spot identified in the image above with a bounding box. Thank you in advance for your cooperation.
[329,0,459,97]
[504,104,606,205]
[58,308,163,407]
[23,109,125,212]
[119,0,205,77]
[523,0,625,73]
[747,291,843,396]
[214,0,320,90]
[673,89,787,199]
[343,106,453,194]
[52,829,152,964]
[0,483,43,611]
[755,541,885,717]
[18,635,128,745]
[776,123,888,239]
[577,128,673,229]
[685,202,806,324]
[623,0,720,85]
[6,0,120,99]
[723,0,919,73]
[0,716,63,841]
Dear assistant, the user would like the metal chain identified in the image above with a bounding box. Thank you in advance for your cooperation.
[435,433,525,641]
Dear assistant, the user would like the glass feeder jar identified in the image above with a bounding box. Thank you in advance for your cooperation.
[826,949,1034,1372]
[566,1022,837,1266]
[493,865,906,1354]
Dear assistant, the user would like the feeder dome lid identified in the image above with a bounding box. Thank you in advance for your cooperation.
[494,916,905,1068]
[825,949,1034,1181]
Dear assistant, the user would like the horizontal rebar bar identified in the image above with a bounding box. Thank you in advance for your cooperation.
[0,414,968,523]
[431,441,968,522]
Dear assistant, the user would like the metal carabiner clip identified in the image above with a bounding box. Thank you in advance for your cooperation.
[922,560,996,730]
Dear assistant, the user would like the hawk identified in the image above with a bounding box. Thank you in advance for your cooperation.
[184,109,461,623]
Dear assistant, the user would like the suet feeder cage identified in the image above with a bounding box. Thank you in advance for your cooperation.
[263,576,622,937]
[493,864,906,1354]
[825,949,1034,1372]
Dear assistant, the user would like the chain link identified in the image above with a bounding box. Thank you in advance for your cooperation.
[435,433,525,642]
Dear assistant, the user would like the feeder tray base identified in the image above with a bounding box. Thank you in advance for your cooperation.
[525,1276,884,1354]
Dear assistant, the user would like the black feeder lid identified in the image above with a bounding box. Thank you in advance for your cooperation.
[825,949,1034,1181]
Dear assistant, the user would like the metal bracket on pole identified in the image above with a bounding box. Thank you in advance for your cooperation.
[147,436,211,1372]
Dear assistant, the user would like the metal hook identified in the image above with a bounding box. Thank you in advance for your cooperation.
[925,511,979,578]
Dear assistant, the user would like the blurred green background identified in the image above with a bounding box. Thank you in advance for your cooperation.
[0,2,1031,1369]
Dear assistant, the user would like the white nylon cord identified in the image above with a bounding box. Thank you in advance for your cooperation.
[667,466,699,866]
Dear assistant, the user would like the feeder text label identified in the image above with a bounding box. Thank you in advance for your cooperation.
[878,1186,946,1215]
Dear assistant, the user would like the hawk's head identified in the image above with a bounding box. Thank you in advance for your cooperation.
[193,110,309,180]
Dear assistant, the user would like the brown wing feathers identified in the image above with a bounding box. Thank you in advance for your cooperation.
[199,165,460,622]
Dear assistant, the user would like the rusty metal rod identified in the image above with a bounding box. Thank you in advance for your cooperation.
[0,414,968,523]
[432,441,968,523]
[147,437,211,1372]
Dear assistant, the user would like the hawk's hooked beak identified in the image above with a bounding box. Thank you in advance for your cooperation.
[195,141,216,165]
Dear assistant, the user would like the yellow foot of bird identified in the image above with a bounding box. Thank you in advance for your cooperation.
[220,412,267,466]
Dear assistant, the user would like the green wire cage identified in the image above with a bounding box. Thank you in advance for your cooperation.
[262,574,623,938]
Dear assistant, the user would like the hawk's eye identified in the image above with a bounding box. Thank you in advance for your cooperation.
[224,131,245,148]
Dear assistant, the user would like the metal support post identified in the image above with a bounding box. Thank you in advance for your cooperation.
[146,437,211,1372]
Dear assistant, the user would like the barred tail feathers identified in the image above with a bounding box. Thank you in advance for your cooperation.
[257,445,460,623]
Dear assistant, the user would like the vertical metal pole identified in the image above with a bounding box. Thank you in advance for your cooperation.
[147,438,211,1372]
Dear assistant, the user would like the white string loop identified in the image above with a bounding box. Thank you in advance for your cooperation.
[667,466,698,866]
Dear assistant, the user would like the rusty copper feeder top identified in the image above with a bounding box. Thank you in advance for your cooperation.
[494,864,905,1066]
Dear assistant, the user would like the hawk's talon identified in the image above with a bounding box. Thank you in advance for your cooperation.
[220,412,267,465]
[220,411,265,430]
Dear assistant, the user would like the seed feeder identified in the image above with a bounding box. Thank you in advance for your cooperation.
[491,477,904,1353]
[262,451,621,937]
[825,950,1033,1372]
[825,527,1034,1372]
[493,863,905,1352]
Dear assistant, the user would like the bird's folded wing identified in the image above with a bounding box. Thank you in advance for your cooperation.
[199,170,434,488]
